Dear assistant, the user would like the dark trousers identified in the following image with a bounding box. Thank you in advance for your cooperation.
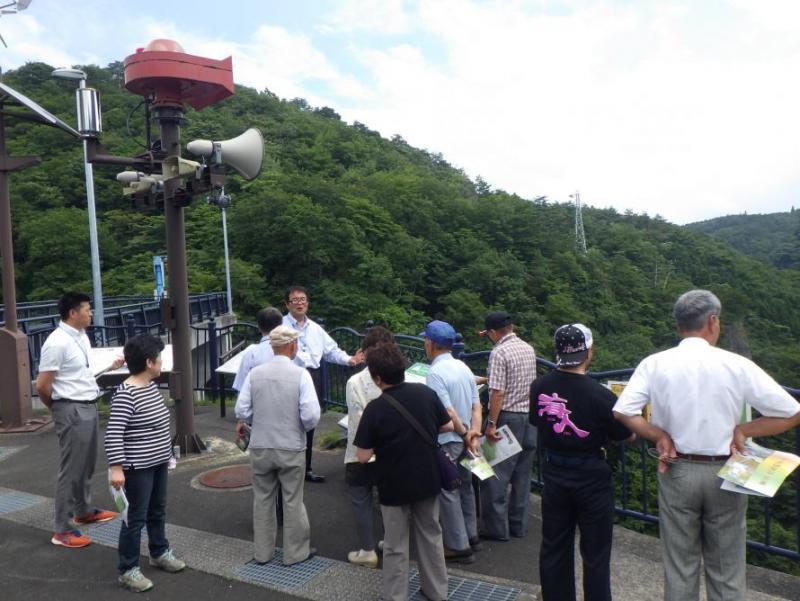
[539,459,614,601]
[306,367,324,471]
[118,463,170,573]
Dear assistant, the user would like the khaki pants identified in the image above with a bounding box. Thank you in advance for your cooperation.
[251,448,310,565]
[381,496,448,601]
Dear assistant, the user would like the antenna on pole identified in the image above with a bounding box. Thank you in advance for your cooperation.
[571,191,587,254]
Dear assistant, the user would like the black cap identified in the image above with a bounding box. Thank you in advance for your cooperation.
[479,311,512,336]
[554,323,593,367]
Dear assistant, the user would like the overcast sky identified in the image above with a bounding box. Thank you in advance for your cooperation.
[2,0,799,224]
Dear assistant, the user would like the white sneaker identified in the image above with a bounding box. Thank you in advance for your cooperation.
[118,567,154,592]
[149,548,186,573]
[347,549,378,568]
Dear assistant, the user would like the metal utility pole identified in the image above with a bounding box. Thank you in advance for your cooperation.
[571,191,588,254]
[51,68,105,327]
[222,207,233,314]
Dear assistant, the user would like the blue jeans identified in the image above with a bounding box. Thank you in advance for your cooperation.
[118,463,170,573]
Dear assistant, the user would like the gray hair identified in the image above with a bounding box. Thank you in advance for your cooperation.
[673,289,721,332]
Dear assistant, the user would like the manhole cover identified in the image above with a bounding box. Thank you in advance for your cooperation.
[198,465,252,489]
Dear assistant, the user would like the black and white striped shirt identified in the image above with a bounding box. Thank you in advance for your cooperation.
[105,382,172,469]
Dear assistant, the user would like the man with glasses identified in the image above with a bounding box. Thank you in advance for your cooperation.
[614,289,800,601]
[283,285,365,483]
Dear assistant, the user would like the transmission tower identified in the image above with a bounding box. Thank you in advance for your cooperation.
[571,191,587,254]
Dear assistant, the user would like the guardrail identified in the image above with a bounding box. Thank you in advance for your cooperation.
[319,327,800,566]
[22,293,228,378]
[113,317,800,566]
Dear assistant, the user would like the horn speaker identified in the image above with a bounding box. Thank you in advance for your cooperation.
[186,127,263,180]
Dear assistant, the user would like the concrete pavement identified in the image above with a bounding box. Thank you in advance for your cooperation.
[0,406,798,600]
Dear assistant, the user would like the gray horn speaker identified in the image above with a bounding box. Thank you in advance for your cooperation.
[186,127,264,180]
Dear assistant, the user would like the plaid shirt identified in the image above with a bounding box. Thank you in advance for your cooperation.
[487,332,537,413]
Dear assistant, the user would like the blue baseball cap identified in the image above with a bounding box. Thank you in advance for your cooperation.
[420,320,456,348]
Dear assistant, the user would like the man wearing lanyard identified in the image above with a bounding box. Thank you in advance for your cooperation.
[283,285,364,483]
[36,292,124,548]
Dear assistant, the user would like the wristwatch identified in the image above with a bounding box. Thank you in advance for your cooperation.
[487,419,496,427]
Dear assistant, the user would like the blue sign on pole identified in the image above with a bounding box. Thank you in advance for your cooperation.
[153,255,165,299]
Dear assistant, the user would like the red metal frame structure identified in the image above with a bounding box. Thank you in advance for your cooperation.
[118,39,234,453]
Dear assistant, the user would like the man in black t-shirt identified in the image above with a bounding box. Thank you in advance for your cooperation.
[354,342,452,601]
[529,324,634,601]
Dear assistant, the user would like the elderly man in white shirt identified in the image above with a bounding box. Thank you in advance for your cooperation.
[613,289,800,601]
[282,285,364,483]
[36,292,123,548]
[235,325,321,565]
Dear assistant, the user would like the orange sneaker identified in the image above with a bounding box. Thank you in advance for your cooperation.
[74,509,117,525]
[51,530,91,548]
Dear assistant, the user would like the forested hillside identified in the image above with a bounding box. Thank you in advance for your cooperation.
[4,61,800,385]
[687,211,800,270]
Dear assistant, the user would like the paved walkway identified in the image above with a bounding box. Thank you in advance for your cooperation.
[1,407,798,601]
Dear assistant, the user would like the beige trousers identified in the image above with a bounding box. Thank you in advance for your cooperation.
[250,447,310,565]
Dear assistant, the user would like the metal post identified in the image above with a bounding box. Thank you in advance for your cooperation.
[221,206,233,314]
[453,333,465,359]
[79,79,105,327]
[52,69,106,327]
[0,132,16,334]
[207,318,223,416]
[157,106,205,454]
[0,112,35,428]
[125,315,136,341]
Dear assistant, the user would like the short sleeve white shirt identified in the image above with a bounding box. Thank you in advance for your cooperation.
[344,368,382,464]
[38,322,100,401]
[614,337,799,455]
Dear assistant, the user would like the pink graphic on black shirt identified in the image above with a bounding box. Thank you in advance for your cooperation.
[537,392,590,438]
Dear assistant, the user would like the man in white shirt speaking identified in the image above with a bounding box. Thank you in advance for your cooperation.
[613,289,800,601]
[282,285,364,483]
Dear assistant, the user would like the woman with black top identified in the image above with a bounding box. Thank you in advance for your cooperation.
[354,342,454,601]
[106,335,185,593]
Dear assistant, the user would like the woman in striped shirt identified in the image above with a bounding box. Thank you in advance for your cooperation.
[105,334,185,593]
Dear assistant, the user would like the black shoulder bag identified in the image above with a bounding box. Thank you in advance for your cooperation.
[383,392,461,492]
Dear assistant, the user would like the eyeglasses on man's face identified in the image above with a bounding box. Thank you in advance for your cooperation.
[288,297,308,305]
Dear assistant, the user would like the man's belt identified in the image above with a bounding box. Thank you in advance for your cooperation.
[54,398,97,404]
[546,450,605,467]
[676,452,730,462]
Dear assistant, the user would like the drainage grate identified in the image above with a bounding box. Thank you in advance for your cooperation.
[0,447,21,463]
[408,570,520,601]
[233,549,332,590]
[0,490,46,515]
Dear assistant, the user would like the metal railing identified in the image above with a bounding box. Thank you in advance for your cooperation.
[22,293,227,379]
[318,327,800,565]
[29,309,794,565]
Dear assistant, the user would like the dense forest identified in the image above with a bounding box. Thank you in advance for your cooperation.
[687,210,800,270]
[2,61,800,388]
